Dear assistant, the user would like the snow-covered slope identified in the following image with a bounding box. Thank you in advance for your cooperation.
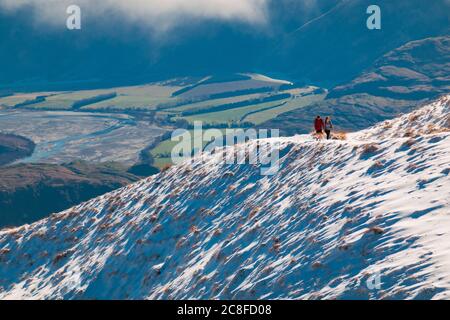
[0,96,449,300]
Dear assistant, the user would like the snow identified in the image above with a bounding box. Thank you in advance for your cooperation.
[241,73,293,85]
[0,96,449,300]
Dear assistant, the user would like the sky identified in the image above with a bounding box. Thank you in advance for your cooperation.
[0,0,271,32]
[0,0,448,89]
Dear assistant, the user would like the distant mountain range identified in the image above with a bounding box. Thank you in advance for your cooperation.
[0,0,448,91]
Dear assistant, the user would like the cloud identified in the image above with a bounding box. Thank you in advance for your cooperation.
[0,0,270,31]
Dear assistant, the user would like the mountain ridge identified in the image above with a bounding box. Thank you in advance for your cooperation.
[0,95,449,299]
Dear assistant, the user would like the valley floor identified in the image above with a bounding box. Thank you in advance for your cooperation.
[0,110,166,165]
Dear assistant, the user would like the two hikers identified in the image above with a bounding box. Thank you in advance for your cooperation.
[314,115,333,140]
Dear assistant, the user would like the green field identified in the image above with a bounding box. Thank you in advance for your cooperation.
[28,90,114,110]
[2,78,320,114]
[177,78,285,99]
[164,93,265,113]
[151,129,223,157]
[0,93,55,108]
[82,85,182,110]
[172,89,325,126]
[177,100,290,125]
[3,76,326,170]
[148,86,325,168]
[242,93,326,125]
[150,129,227,168]
[2,84,184,110]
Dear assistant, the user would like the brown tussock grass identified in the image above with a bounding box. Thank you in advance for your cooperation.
[403,129,417,138]
[161,164,172,172]
[332,131,347,140]
[249,207,260,219]
[367,226,385,235]
[53,249,74,264]
[408,113,421,122]
[402,138,416,148]
[360,143,380,156]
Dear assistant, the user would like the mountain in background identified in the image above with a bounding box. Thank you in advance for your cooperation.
[267,0,450,86]
[0,96,448,299]
[261,36,450,134]
[329,36,450,100]
[0,0,448,91]
[0,161,142,228]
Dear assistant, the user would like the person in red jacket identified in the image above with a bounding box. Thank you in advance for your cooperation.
[314,116,325,134]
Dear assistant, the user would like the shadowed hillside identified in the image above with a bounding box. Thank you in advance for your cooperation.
[0,133,35,166]
[0,161,142,228]
[268,0,450,86]
[261,36,450,135]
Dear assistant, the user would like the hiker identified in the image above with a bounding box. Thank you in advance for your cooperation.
[314,116,325,135]
[324,116,333,140]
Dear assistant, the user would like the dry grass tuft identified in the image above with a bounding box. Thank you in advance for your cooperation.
[151,224,163,234]
[423,124,450,135]
[360,143,380,157]
[0,227,22,238]
[222,171,235,178]
[408,113,421,122]
[321,178,330,186]
[249,207,260,219]
[338,243,351,251]
[198,207,215,217]
[369,160,384,171]
[0,248,11,256]
[189,225,200,235]
[272,191,280,200]
[99,223,112,230]
[176,237,187,249]
[403,129,417,138]
[402,138,416,148]
[53,250,74,264]
[332,131,347,140]
[382,121,393,129]
[272,237,281,253]
[367,226,385,235]
[161,164,172,172]
[444,115,450,128]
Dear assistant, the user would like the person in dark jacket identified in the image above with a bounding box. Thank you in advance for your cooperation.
[314,116,325,134]
[324,116,333,140]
